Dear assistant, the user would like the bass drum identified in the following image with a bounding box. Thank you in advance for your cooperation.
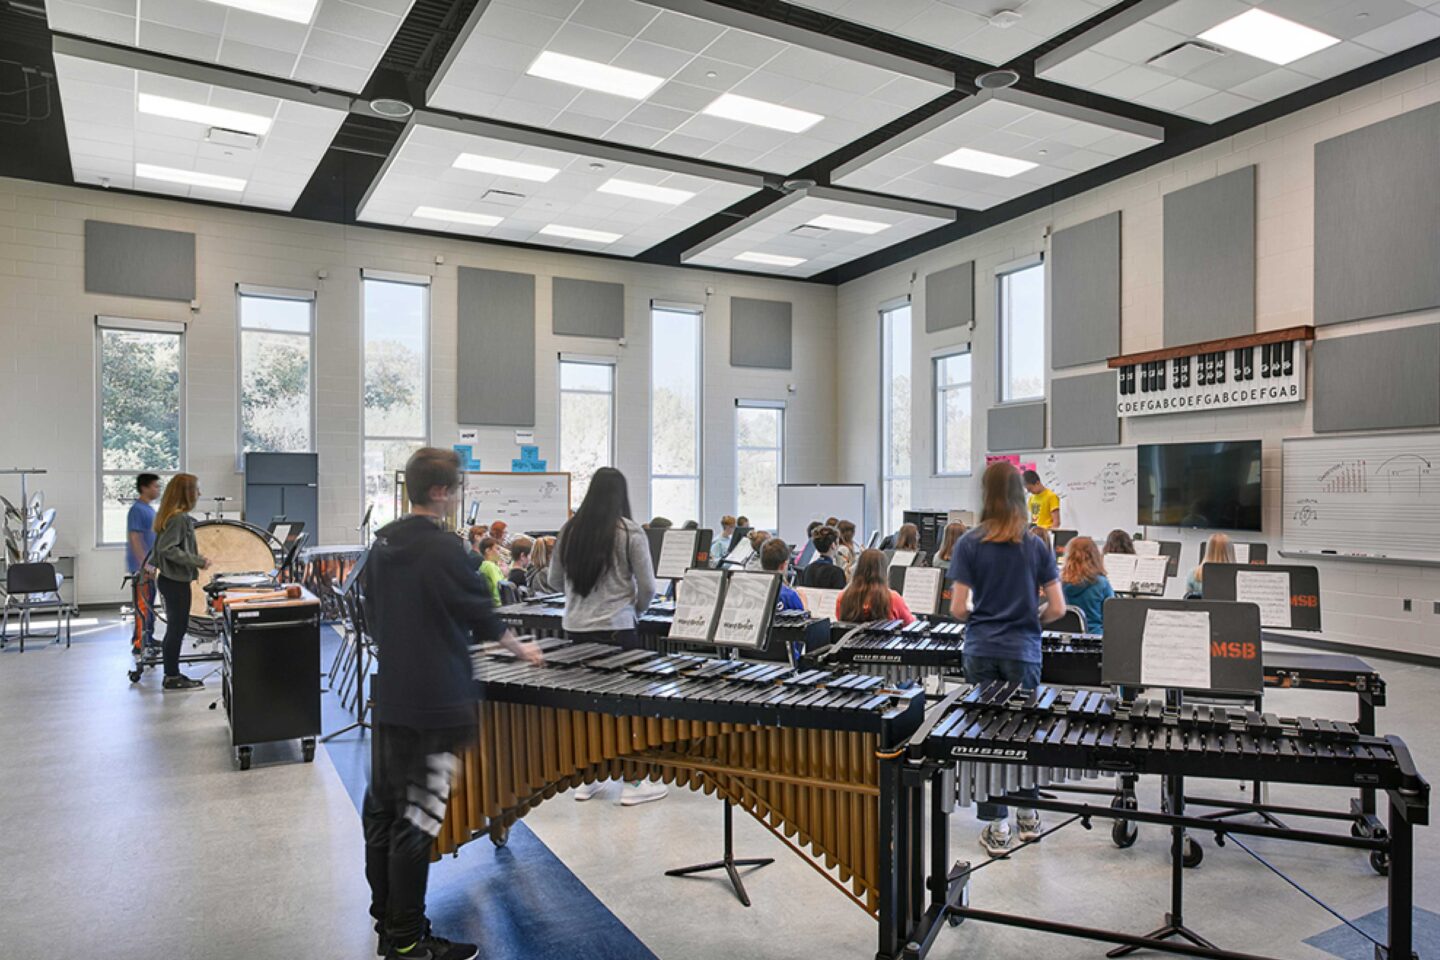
[185,520,278,634]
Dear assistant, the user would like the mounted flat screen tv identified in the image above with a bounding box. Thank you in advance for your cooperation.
[1137,440,1263,532]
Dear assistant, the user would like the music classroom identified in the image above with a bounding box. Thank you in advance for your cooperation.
[4,2,1440,958]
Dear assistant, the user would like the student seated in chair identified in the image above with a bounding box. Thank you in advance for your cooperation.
[759,538,804,612]
[1186,533,1234,598]
[710,515,738,567]
[835,520,859,581]
[506,537,533,590]
[838,549,915,625]
[1059,537,1114,635]
[1103,529,1136,555]
[796,526,847,589]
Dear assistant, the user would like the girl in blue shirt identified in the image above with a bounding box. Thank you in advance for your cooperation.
[1059,536,1115,635]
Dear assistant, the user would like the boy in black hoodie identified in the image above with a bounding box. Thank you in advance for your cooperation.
[362,447,542,960]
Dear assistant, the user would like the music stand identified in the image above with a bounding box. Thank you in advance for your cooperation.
[321,547,373,744]
[1201,563,1319,632]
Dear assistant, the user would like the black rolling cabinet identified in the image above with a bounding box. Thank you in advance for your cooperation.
[221,587,322,770]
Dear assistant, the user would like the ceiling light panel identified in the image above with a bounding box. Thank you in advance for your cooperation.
[681,186,954,278]
[785,0,1128,66]
[833,89,1163,211]
[52,48,347,210]
[356,118,763,256]
[1036,0,1440,123]
[44,0,416,93]
[426,0,953,175]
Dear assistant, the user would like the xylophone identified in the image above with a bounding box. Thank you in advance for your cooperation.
[818,619,1102,686]
[441,637,930,958]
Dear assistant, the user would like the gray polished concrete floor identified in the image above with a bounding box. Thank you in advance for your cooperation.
[1,618,1434,960]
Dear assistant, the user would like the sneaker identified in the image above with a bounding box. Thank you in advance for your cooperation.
[618,780,668,806]
[162,675,204,690]
[1016,810,1042,843]
[978,820,1013,857]
[384,932,477,960]
[572,779,610,801]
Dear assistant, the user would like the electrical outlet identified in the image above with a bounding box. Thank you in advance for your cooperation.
[1402,598,1412,613]
[1433,601,1440,616]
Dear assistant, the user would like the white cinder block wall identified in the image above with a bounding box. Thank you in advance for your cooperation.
[836,61,1440,659]
[0,176,836,604]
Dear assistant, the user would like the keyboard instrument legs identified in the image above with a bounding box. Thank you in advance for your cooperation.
[664,799,774,907]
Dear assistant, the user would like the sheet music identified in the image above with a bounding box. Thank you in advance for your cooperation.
[670,569,725,642]
[712,573,775,649]
[1134,540,1161,556]
[1236,570,1291,628]
[270,523,293,544]
[901,566,943,616]
[1104,553,1138,592]
[656,529,698,581]
[1140,609,1213,689]
[1131,556,1169,595]
[798,587,843,619]
[889,549,916,569]
[1234,543,1250,564]
[723,540,753,565]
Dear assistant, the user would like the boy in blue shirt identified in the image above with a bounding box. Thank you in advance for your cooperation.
[760,538,804,611]
[127,474,161,652]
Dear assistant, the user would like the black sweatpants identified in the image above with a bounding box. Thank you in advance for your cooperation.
[363,722,473,946]
[154,574,192,678]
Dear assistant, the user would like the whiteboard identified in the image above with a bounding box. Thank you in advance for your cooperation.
[1022,447,1138,541]
[777,484,865,548]
[1283,434,1440,563]
[462,472,571,534]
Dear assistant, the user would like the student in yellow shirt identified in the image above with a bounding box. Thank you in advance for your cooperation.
[1023,470,1060,530]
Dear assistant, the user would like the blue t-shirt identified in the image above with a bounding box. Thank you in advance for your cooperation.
[776,583,804,611]
[1062,575,1115,635]
[126,500,157,574]
[947,529,1059,664]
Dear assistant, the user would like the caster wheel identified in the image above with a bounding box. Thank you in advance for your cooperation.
[489,823,510,849]
[1369,851,1390,876]
[1112,819,1138,848]
[237,747,252,771]
[128,670,142,683]
[1182,837,1203,868]
[302,739,316,763]
[947,883,970,927]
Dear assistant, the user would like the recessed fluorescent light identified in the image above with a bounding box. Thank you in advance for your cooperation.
[702,93,823,133]
[806,213,891,235]
[597,178,696,205]
[137,94,272,136]
[198,0,318,25]
[413,206,503,227]
[134,163,246,192]
[453,153,560,183]
[1198,8,1338,66]
[734,251,806,267]
[934,147,1037,178]
[526,51,664,100]
[539,224,622,244]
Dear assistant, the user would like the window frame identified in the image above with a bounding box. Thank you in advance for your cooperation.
[360,271,432,525]
[996,254,1046,405]
[879,298,912,535]
[557,353,617,499]
[734,399,785,532]
[648,301,704,524]
[933,348,973,478]
[236,283,317,469]
[95,316,186,548]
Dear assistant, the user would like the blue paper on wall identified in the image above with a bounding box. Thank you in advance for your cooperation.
[519,445,540,462]
[452,445,481,471]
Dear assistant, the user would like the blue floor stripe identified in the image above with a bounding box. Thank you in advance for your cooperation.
[1303,907,1440,960]
[319,629,659,960]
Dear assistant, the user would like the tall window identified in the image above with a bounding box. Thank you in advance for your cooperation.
[559,357,615,505]
[881,301,912,534]
[998,259,1046,402]
[935,352,972,476]
[735,402,783,532]
[97,319,183,544]
[239,285,314,458]
[363,274,429,529]
[650,304,702,525]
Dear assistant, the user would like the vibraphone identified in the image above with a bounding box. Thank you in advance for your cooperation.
[297,543,365,621]
[818,619,1102,686]
[442,637,931,958]
[900,681,1429,960]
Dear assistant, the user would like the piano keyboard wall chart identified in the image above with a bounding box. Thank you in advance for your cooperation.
[1283,433,1440,564]
[1115,340,1305,417]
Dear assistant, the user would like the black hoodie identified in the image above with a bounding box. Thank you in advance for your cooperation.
[364,514,505,729]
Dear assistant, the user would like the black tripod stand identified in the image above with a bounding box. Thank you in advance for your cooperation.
[665,798,774,907]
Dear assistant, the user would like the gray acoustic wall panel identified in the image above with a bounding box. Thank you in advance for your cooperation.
[925,261,974,333]
[84,220,195,301]
[458,267,535,427]
[1051,212,1120,368]
[1313,324,1440,432]
[1315,103,1440,326]
[1051,372,1119,448]
[1162,166,1255,346]
[552,277,624,338]
[987,401,1046,452]
[730,297,792,369]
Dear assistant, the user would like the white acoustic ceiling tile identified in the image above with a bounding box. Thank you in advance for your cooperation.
[220,40,302,77]
[313,1,400,42]
[1091,64,1174,99]
[1229,67,1315,101]
[1265,0,1417,41]
[1353,8,1440,51]
[138,21,222,61]
[1131,76,1213,111]
[291,57,371,92]
[1034,49,1130,87]
[46,0,135,42]
[427,0,952,175]
[141,0,228,35]
[680,186,954,277]
[1185,90,1256,122]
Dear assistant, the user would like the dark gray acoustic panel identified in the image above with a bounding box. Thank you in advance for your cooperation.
[1051,212,1120,368]
[1315,103,1440,326]
[552,277,624,338]
[1163,166,1254,346]
[730,297,792,369]
[987,401,1046,452]
[458,266,535,426]
[1051,372,1119,448]
[84,220,195,301]
[925,261,974,333]
[1313,324,1440,432]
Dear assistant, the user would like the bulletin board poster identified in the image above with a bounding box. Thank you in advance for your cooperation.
[986,454,1036,473]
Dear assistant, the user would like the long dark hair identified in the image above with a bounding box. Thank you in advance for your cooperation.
[838,549,893,623]
[559,467,632,597]
[979,462,1027,543]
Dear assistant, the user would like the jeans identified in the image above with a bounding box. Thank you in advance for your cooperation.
[363,723,472,947]
[567,628,641,650]
[155,574,192,677]
[962,654,1042,822]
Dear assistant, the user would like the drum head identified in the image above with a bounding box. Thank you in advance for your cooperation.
[1,496,18,523]
[28,526,55,562]
[28,508,56,541]
[191,520,276,619]
[28,491,43,515]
